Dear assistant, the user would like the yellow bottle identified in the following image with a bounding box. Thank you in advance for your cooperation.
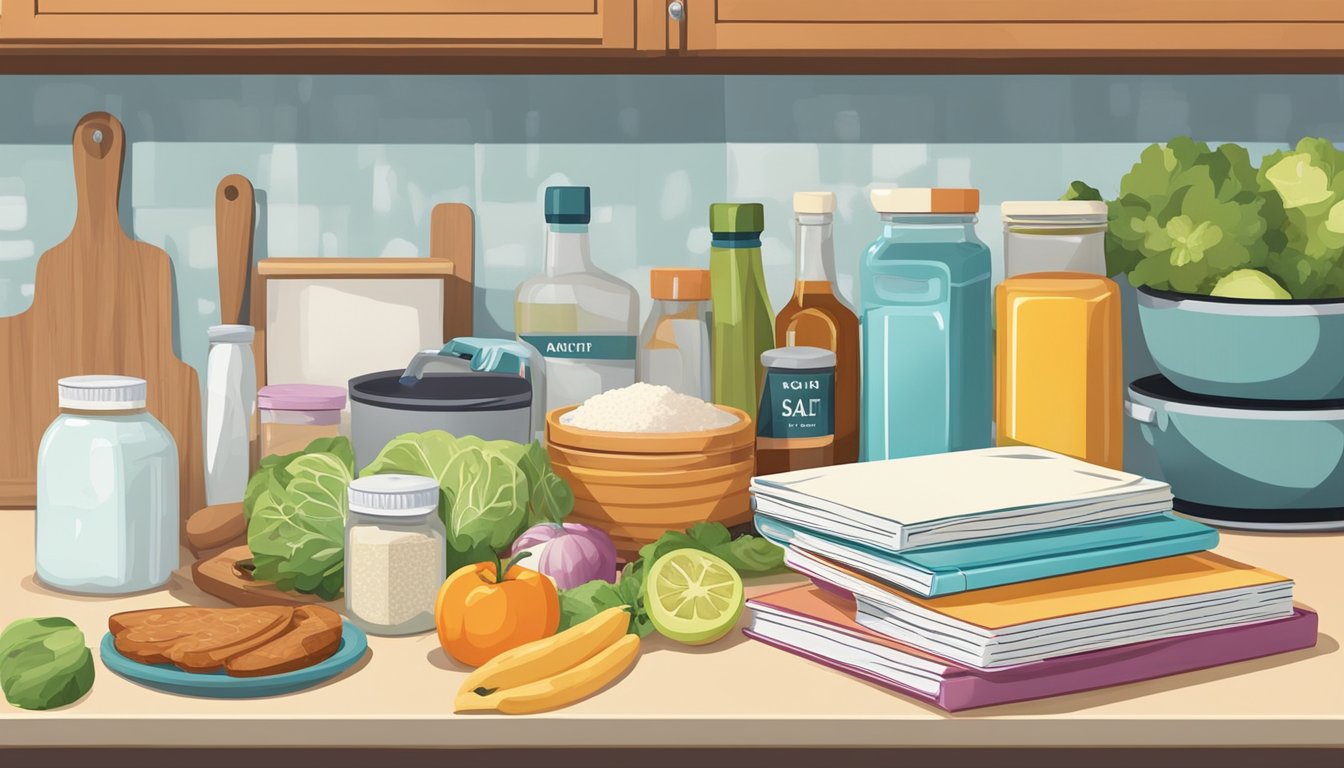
[995,273,1123,469]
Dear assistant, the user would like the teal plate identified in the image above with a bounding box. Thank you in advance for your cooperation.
[100,621,369,698]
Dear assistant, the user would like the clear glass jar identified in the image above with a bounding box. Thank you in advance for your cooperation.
[257,384,347,459]
[1002,200,1108,278]
[344,474,446,636]
[861,189,993,461]
[638,268,712,400]
[36,375,179,594]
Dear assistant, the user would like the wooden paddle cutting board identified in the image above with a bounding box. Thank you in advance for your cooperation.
[0,112,204,523]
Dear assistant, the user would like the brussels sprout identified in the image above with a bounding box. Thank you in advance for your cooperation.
[0,617,95,711]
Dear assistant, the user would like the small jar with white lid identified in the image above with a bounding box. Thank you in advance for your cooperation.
[1001,200,1109,278]
[344,474,446,636]
[36,375,179,594]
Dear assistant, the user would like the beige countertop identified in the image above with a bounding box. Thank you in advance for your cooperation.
[0,509,1340,749]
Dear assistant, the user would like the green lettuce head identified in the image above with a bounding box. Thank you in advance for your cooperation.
[0,617,95,711]
[1109,137,1272,294]
[1258,138,1344,299]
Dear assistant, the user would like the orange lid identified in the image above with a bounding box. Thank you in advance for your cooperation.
[870,188,980,215]
[650,268,711,301]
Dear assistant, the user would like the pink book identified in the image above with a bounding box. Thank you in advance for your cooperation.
[744,584,1319,712]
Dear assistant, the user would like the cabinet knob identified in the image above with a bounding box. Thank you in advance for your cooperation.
[668,1,685,21]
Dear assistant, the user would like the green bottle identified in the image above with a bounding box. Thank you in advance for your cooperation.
[709,203,774,419]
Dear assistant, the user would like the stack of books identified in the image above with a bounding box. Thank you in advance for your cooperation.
[747,447,1318,712]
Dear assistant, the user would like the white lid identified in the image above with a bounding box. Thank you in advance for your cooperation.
[347,474,440,517]
[761,346,837,370]
[1002,200,1108,220]
[208,324,255,343]
[794,191,836,215]
[870,187,980,214]
[58,375,147,410]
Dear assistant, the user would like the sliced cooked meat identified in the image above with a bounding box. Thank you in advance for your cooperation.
[111,608,217,664]
[225,606,344,678]
[164,606,295,673]
[109,607,211,636]
[113,606,294,672]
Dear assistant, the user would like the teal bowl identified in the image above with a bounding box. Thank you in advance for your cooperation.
[1136,286,1344,401]
[1127,375,1344,531]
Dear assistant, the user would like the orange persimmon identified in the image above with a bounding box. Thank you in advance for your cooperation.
[434,552,560,667]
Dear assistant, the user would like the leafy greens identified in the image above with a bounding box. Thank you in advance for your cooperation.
[555,521,785,639]
[360,431,573,574]
[246,438,355,600]
[557,561,653,637]
[244,431,574,600]
[1069,135,1344,299]
[637,521,787,575]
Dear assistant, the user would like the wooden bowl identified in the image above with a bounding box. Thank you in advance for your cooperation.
[546,405,753,455]
[546,404,756,557]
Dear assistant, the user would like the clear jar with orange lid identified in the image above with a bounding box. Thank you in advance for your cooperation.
[637,268,712,400]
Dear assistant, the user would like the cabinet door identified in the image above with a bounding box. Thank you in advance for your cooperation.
[687,0,1344,55]
[2,0,634,48]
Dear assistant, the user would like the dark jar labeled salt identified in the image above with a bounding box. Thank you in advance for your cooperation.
[755,346,836,476]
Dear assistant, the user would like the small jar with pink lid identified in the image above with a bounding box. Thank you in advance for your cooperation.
[257,384,348,459]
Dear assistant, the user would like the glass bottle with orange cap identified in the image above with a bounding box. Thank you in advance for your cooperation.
[860,187,993,461]
[637,267,712,400]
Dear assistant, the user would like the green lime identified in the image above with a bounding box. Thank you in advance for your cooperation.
[644,548,744,645]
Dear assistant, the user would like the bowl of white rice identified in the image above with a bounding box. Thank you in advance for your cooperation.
[545,383,755,557]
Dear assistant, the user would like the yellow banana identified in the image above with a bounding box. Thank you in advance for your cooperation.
[455,633,640,715]
[459,607,630,694]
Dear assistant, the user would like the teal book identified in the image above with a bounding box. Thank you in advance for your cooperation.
[754,512,1219,598]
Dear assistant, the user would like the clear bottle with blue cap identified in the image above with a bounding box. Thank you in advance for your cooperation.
[515,186,639,413]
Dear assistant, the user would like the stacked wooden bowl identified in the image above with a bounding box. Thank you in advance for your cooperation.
[545,405,755,558]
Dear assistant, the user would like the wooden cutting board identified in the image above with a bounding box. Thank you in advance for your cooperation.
[192,546,332,608]
[0,112,204,522]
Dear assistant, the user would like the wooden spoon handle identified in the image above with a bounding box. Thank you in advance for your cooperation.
[215,174,256,327]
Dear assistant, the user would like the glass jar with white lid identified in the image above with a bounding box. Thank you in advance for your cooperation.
[1001,200,1109,278]
[36,375,179,594]
[344,474,446,636]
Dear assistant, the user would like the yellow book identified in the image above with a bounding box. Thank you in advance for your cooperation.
[901,552,1288,629]
[831,552,1295,668]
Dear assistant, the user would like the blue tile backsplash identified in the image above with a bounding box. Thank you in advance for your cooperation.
[4,73,1344,477]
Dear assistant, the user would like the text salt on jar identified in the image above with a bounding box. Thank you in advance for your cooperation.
[344,474,446,636]
[1001,200,1108,278]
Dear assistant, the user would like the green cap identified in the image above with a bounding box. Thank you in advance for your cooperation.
[710,202,764,235]
[545,186,591,225]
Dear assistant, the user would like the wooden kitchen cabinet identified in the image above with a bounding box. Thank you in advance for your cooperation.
[0,0,636,50]
[683,0,1344,57]
[4,0,1344,71]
